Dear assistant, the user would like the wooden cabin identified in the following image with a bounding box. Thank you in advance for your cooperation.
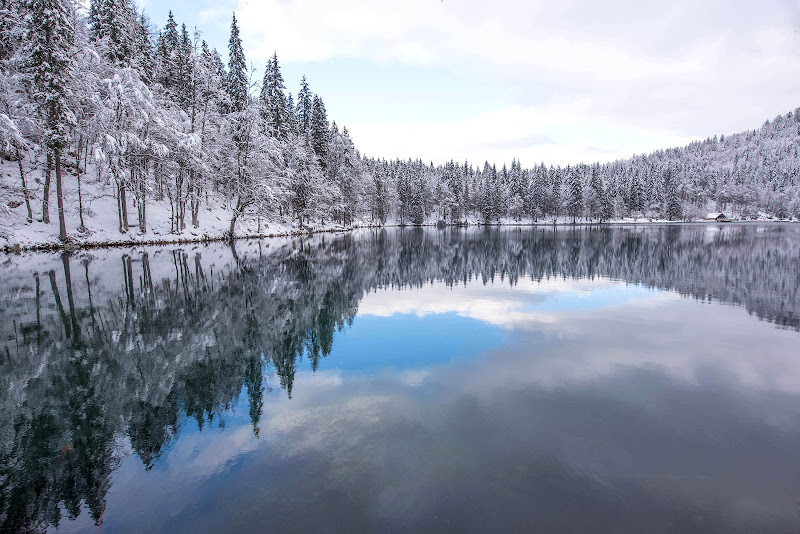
[704,212,731,222]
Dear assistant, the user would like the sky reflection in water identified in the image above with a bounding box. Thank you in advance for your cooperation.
[74,279,800,532]
[0,225,795,533]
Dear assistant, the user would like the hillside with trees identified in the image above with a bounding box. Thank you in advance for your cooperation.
[1,1,798,249]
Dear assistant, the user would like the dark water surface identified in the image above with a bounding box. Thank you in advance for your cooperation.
[2,224,800,533]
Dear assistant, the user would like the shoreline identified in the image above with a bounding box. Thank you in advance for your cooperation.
[2,219,795,254]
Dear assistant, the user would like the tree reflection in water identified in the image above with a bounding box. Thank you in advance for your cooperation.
[0,224,798,531]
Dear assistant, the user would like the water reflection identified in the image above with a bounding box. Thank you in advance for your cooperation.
[0,224,799,533]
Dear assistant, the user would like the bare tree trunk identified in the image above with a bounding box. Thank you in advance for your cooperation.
[117,181,124,234]
[228,197,247,240]
[228,209,239,240]
[168,188,175,233]
[175,171,185,231]
[16,149,32,222]
[84,136,90,175]
[155,163,164,200]
[76,135,85,230]
[138,182,147,233]
[55,154,67,242]
[42,151,51,223]
[191,194,200,227]
[132,166,147,233]
[116,177,129,234]
[120,182,129,232]
[191,172,200,228]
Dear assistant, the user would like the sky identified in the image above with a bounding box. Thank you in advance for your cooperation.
[132,0,800,166]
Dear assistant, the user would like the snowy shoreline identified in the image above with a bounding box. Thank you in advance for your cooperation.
[3,219,795,254]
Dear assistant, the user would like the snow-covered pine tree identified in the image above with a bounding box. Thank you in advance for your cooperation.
[396,164,412,225]
[664,167,682,220]
[549,166,562,222]
[530,163,546,221]
[587,166,603,221]
[310,94,328,165]
[89,0,136,65]
[410,170,426,225]
[285,91,299,134]
[226,12,247,113]
[24,0,76,242]
[491,164,505,222]
[370,166,389,225]
[600,177,614,222]
[155,10,179,91]
[175,23,193,111]
[132,12,154,83]
[629,172,644,218]
[259,52,290,139]
[0,0,35,221]
[0,0,25,60]
[566,166,584,223]
[296,76,312,133]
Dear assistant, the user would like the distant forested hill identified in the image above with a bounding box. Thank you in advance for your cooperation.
[363,111,800,226]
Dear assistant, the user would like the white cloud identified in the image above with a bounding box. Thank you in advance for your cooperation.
[356,277,673,329]
[348,102,696,165]
[216,0,800,164]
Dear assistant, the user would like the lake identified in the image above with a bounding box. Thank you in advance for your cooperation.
[1,224,799,533]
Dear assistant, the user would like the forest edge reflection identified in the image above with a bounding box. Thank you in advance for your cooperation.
[0,224,798,532]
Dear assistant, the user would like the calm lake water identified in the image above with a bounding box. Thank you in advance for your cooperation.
[2,224,800,533]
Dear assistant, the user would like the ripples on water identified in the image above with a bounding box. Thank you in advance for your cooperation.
[1,224,799,533]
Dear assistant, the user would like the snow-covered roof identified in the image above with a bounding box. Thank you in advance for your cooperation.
[706,212,726,219]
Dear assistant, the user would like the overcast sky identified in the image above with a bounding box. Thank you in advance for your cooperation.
[134,0,800,166]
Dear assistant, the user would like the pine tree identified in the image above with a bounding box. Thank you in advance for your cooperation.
[396,165,412,225]
[0,0,24,60]
[286,91,298,133]
[371,170,389,224]
[259,52,289,139]
[175,23,193,110]
[629,173,645,217]
[587,167,603,221]
[665,167,683,220]
[310,94,329,164]
[549,166,562,222]
[491,164,505,222]
[156,10,179,90]
[132,12,154,83]
[88,0,102,40]
[226,12,247,113]
[24,0,76,242]
[529,166,545,221]
[600,177,614,222]
[198,40,224,114]
[410,171,425,225]
[566,166,584,223]
[89,0,136,65]
[478,162,492,223]
[296,75,312,133]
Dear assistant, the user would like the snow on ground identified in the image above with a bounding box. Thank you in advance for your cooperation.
[1,158,796,251]
[0,158,359,250]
